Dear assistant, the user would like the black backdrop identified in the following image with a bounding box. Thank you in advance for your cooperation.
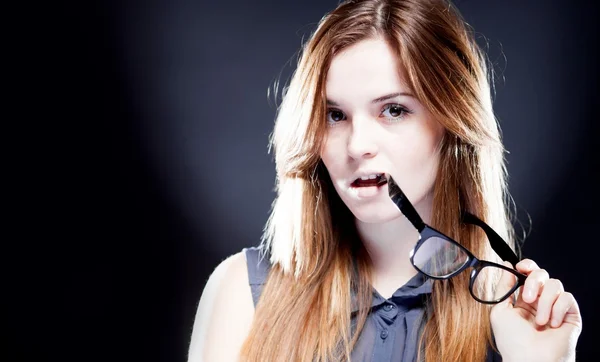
[10,1,598,361]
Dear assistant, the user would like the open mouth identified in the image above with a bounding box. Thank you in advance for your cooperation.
[351,173,388,187]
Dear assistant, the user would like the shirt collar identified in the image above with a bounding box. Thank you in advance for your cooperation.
[351,272,433,313]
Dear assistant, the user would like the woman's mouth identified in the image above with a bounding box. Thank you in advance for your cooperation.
[349,174,388,198]
[351,173,388,187]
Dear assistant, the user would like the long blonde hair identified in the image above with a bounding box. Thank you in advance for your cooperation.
[241,0,515,361]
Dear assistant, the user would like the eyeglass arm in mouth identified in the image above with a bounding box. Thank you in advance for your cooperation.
[387,175,426,233]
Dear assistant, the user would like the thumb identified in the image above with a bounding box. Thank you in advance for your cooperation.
[494,261,517,306]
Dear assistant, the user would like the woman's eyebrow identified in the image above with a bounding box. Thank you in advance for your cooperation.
[370,92,414,103]
[326,92,414,106]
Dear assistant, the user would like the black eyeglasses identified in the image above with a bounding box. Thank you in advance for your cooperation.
[387,176,526,304]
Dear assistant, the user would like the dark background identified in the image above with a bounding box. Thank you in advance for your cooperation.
[11,0,598,361]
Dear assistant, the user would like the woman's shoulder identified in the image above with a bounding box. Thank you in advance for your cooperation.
[187,249,256,361]
[201,249,253,302]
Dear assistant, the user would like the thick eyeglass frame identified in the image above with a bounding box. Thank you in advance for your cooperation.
[387,176,527,304]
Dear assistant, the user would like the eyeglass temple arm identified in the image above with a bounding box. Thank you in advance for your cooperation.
[387,176,426,233]
[462,212,521,266]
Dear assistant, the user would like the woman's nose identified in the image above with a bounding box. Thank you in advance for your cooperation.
[347,118,379,160]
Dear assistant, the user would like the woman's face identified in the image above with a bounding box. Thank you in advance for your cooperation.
[321,37,445,224]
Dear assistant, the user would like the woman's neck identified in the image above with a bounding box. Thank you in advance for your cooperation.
[355,197,433,298]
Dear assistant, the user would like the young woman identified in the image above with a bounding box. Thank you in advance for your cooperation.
[188,0,582,361]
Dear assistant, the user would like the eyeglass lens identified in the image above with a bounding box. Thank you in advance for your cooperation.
[413,236,519,302]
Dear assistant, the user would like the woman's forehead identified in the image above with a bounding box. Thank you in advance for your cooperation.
[325,38,411,106]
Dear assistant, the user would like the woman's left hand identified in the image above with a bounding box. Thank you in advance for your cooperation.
[490,259,582,362]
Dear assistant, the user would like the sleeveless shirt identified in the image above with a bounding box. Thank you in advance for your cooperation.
[244,246,502,362]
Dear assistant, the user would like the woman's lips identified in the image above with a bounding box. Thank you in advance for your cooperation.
[351,175,388,187]
[349,180,388,198]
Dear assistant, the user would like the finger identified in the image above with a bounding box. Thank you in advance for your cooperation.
[522,268,549,303]
[515,258,539,274]
[550,292,579,328]
[535,278,564,326]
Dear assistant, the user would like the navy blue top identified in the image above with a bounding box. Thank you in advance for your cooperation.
[244,246,502,361]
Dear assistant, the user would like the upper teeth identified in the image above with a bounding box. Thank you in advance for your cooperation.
[360,174,382,180]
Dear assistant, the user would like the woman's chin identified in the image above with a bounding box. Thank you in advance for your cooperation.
[349,204,402,224]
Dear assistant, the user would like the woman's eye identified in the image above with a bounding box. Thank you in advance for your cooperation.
[381,104,411,120]
[327,109,346,124]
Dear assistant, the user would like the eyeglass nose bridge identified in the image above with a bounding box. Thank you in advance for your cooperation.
[465,257,502,283]
[465,255,483,270]
[466,259,483,279]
